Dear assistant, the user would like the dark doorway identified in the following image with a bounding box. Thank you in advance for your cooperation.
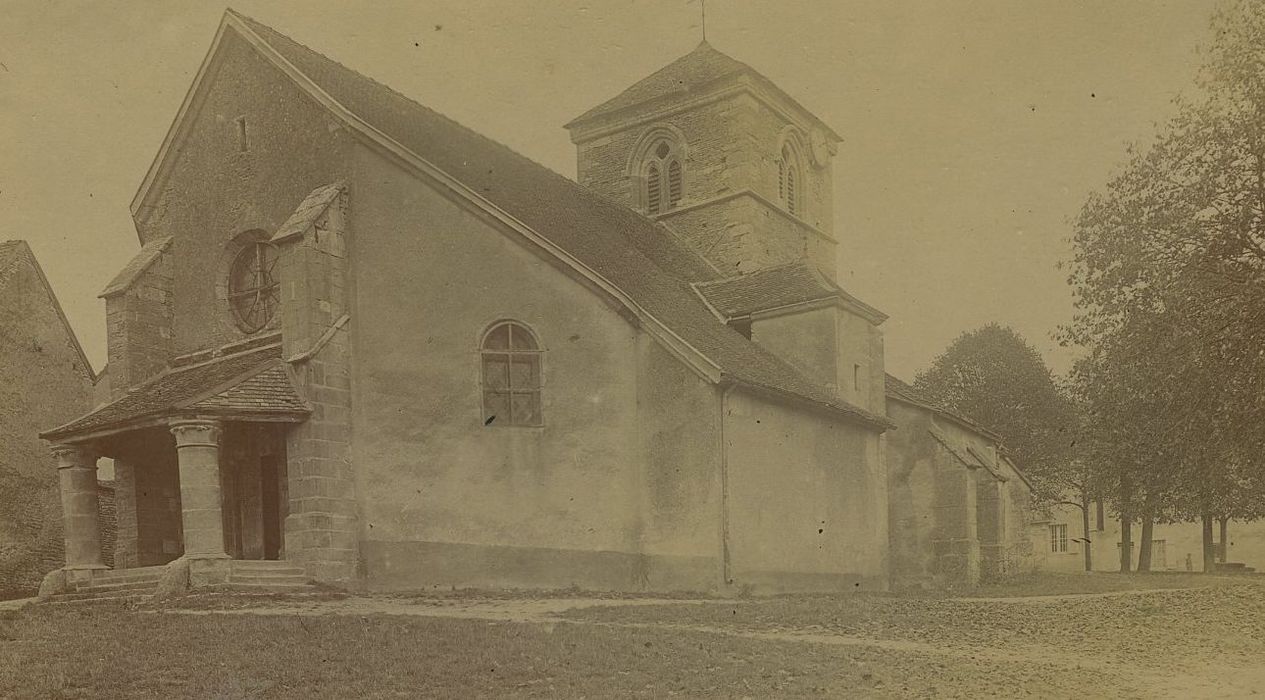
[260,454,282,560]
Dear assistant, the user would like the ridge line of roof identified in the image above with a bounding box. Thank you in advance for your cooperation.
[230,10,646,225]
[565,41,842,142]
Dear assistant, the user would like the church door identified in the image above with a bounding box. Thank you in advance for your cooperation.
[260,454,282,560]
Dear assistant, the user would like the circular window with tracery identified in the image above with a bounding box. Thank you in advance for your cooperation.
[227,241,280,333]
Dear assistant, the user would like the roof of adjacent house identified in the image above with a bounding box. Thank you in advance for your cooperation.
[0,239,96,380]
[564,40,841,141]
[218,12,890,430]
[41,343,308,440]
[0,240,25,272]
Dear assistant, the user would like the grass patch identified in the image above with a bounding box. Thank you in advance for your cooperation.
[0,603,1134,698]
[564,581,1265,666]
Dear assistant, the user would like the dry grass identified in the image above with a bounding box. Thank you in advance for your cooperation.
[2,602,1131,699]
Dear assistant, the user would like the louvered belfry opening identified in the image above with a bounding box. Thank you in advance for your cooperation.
[643,139,682,215]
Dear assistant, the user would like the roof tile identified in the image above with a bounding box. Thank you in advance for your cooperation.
[693,261,835,318]
[42,344,307,439]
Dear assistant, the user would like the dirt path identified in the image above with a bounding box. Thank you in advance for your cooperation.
[159,595,1265,698]
[954,587,1206,604]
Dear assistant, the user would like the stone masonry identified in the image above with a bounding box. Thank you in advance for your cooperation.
[275,186,358,585]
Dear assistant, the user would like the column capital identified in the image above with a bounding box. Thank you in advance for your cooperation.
[50,444,97,470]
[170,418,222,447]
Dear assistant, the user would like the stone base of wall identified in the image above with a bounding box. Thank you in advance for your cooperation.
[729,569,888,596]
[933,537,981,586]
[362,540,718,593]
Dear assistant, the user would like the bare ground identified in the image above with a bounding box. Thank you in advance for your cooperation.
[3,574,1263,698]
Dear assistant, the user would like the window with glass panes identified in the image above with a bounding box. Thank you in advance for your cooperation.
[1049,523,1069,553]
[480,321,542,426]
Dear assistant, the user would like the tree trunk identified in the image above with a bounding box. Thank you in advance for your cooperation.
[1119,479,1132,573]
[1081,490,1093,572]
[1136,490,1158,572]
[1137,514,1154,572]
[1119,516,1132,573]
[1202,514,1216,574]
[1219,517,1229,563]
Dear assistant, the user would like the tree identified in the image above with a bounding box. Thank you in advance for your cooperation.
[914,323,1079,504]
[1062,0,1265,571]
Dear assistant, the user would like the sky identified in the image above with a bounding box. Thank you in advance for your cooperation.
[0,0,1220,380]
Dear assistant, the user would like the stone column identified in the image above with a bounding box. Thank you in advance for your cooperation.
[52,444,105,570]
[170,418,228,559]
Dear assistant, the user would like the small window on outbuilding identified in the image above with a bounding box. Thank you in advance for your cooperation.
[480,321,543,427]
[1050,524,1069,553]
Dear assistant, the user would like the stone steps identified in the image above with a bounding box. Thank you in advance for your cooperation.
[42,561,318,603]
[227,561,315,592]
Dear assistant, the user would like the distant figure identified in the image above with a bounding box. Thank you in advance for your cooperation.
[1186,553,1193,571]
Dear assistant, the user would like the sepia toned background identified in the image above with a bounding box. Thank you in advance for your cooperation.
[0,0,1218,378]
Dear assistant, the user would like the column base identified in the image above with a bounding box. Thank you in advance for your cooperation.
[37,569,68,600]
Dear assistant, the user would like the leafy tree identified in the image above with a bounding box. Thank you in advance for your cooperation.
[913,323,1079,504]
[1062,0,1265,570]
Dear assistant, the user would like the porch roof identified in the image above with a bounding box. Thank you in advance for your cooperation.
[41,343,309,442]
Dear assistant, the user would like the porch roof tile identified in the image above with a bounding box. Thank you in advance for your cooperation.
[41,343,308,441]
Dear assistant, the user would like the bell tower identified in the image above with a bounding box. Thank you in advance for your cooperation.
[565,41,841,280]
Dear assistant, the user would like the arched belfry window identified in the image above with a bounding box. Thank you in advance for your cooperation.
[480,321,543,427]
[641,139,683,214]
[778,144,801,217]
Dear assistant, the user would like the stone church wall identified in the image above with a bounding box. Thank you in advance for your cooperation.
[886,399,1038,588]
[723,390,887,592]
[574,85,836,279]
[132,29,352,361]
[348,147,723,591]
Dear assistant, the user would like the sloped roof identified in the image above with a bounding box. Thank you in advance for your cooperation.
[885,373,999,440]
[100,236,172,298]
[694,261,847,319]
[42,343,307,440]
[0,240,24,273]
[565,41,841,143]
[893,375,1036,491]
[223,12,889,430]
[568,41,750,126]
[272,181,344,243]
[0,240,95,380]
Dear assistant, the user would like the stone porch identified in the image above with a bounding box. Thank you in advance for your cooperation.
[39,417,316,601]
[36,339,325,600]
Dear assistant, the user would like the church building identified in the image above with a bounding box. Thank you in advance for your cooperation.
[39,10,1031,598]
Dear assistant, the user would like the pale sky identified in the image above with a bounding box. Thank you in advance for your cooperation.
[0,0,1218,380]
